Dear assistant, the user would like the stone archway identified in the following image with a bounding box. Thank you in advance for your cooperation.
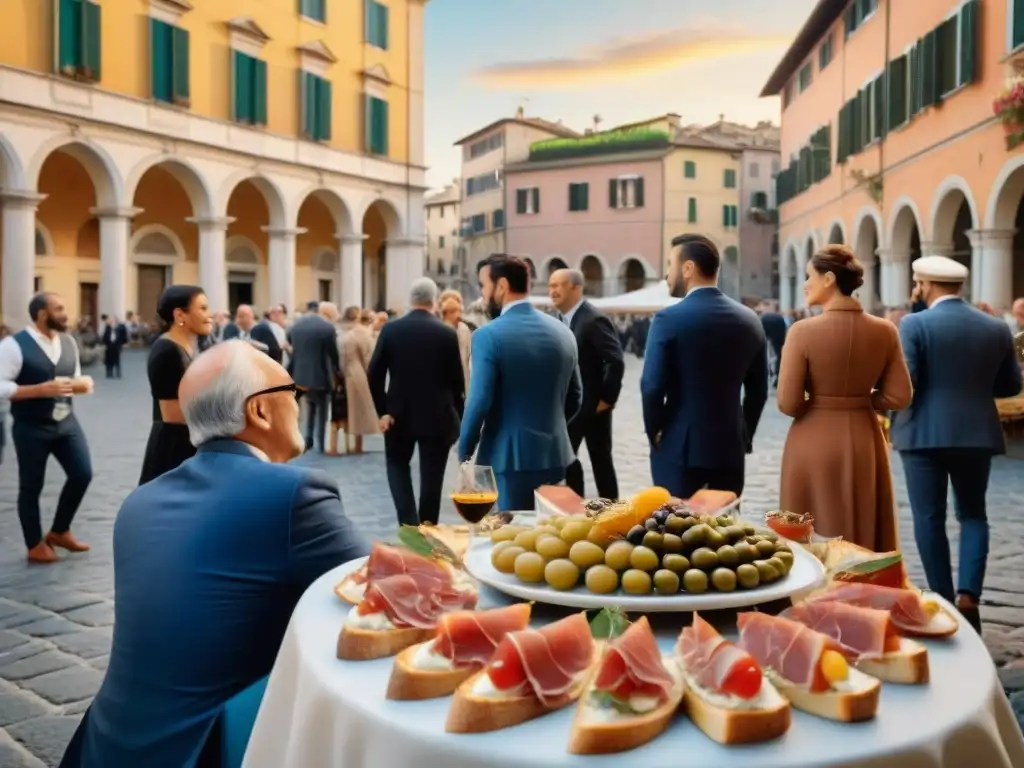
[543,256,568,282]
[852,209,881,311]
[987,160,1024,307]
[888,204,922,308]
[224,176,288,312]
[780,241,798,311]
[131,226,183,322]
[930,179,977,300]
[827,220,845,245]
[224,237,261,314]
[297,188,354,309]
[580,254,605,297]
[310,248,339,303]
[618,257,648,293]
[362,199,400,311]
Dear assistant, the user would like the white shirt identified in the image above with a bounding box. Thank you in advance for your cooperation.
[0,326,82,400]
[930,294,961,309]
[562,299,585,328]
[501,298,531,315]
[271,321,289,367]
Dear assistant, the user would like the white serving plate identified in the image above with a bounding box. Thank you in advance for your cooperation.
[462,537,826,612]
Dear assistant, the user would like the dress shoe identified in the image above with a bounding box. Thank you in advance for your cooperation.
[45,531,90,553]
[27,542,57,564]
[956,596,983,634]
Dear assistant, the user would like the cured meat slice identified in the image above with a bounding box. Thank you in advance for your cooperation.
[486,612,596,707]
[677,614,763,700]
[808,583,931,632]
[535,485,588,517]
[433,604,532,668]
[366,543,448,582]
[737,612,832,692]
[783,601,898,659]
[593,616,675,702]
[361,574,478,628]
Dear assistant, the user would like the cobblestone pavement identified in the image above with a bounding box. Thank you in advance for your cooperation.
[0,350,1023,764]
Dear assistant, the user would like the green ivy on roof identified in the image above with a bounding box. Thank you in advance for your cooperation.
[528,128,670,161]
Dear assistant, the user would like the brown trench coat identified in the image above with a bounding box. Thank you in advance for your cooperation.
[777,298,913,552]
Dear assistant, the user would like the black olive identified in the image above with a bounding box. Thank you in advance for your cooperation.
[644,518,660,531]
[626,525,647,545]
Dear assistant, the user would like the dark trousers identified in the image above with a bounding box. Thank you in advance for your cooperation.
[385,431,452,526]
[566,409,618,500]
[650,456,745,500]
[303,390,329,452]
[12,417,93,549]
[104,347,122,378]
[495,467,567,512]
[900,448,992,603]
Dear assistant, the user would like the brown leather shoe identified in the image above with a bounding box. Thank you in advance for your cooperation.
[45,531,90,553]
[27,542,58,564]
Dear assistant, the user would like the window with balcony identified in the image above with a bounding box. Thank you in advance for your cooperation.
[798,63,813,93]
[492,209,505,229]
[722,205,738,228]
[365,95,389,155]
[723,169,737,188]
[516,187,540,214]
[365,0,389,49]
[819,32,833,70]
[568,183,589,212]
[470,214,486,234]
[684,160,696,179]
[232,51,268,126]
[150,18,190,106]
[56,0,102,82]
[300,0,326,23]
[301,71,332,141]
[687,197,697,224]
[609,177,644,209]
[466,171,501,197]
[750,191,769,209]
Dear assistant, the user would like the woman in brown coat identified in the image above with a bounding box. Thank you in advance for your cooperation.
[342,310,380,453]
[777,245,913,552]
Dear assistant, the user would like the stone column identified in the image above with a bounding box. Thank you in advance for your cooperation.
[339,233,366,310]
[187,216,234,313]
[968,229,1017,312]
[794,249,809,308]
[779,268,793,312]
[262,227,306,312]
[90,206,141,322]
[385,237,426,312]
[858,254,877,312]
[876,248,911,307]
[1,190,45,331]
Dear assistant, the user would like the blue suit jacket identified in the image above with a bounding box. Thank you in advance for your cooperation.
[458,302,582,473]
[61,440,369,768]
[891,298,1022,453]
[640,287,768,471]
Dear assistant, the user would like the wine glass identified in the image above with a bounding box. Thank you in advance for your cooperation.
[451,463,499,539]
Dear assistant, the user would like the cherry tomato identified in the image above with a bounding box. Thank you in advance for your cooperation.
[720,660,762,700]
[487,642,527,690]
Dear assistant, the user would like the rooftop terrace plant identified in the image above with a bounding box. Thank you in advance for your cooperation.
[529,128,670,161]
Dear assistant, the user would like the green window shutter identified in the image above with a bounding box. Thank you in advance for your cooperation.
[253,58,268,126]
[378,98,389,154]
[836,104,847,163]
[379,3,389,49]
[887,55,907,129]
[57,0,82,75]
[909,43,921,114]
[233,51,252,122]
[568,184,575,211]
[608,178,618,208]
[532,188,540,213]
[1014,0,1024,50]
[688,197,697,223]
[366,96,388,154]
[921,30,937,107]
[959,0,979,86]
[580,183,589,210]
[516,189,526,214]
[301,71,315,137]
[171,26,190,104]
[82,0,101,81]
[873,73,885,140]
[844,3,857,38]
[635,177,644,207]
[316,77,332,140]
[684,160,695,178]
[722,205,730,227]
[150,18,172,102]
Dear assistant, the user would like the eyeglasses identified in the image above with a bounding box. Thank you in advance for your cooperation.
[245,383,304,403]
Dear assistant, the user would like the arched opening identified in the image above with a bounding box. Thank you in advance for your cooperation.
[580,255,604,297]
[618,258,647,293]
[131,228,180,322]
[853,214,879,309]
[224,238,260,313]
[890,205,921,307]
[932,187,975,299]
[827,223,844,245]
[523,257,537,282]
[362,200,399,311]
[545,257,568,282]
[721,247,740,298]
[311,249,339,302]
[799,237,815,308]
[298,193,344,305]
[991,165,1024,300]
[225,179,282,312]
[781,244,798,311]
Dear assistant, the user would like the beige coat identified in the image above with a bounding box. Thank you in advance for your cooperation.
[777,298,913,552]
[343,324,380,436]
[456,321,472,390]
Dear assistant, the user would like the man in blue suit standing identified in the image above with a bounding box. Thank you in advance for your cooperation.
[892,255,1022,633]
[641,234,768,498]
[60,340,368,767]
[458,254,582,511]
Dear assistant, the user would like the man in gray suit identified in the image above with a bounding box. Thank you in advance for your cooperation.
[892,256,1022,633]
[287,301,340,452]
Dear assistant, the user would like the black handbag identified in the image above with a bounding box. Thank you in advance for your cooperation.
[331,377,348,422]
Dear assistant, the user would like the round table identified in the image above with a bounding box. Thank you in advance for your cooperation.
[243,560,1024,768]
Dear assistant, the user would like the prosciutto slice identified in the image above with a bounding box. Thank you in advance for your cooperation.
[594,616,675,702]
[783,601,896,660]
[487,612,596,708]
[737,612,832,692]
[366,543,448,581]
[807,583,932,632]
[362,574,477,629]
[677,614,759,693]
[433,604,532,668]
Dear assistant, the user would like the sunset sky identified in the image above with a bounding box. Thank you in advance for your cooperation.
[422,0,819,190]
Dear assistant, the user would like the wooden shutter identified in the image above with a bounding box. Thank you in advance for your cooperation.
[301,72,315,137]
[887,55,907,129]
[959,0,979,87]
[873,73,885,140]
[608,179,618,208]
[378,3,389,49]
[233,51,253,123]
[722,205,730,227]
[516,189,527,214]
[1014,0,1024,50]
[844,3,857,38]
[171,26,190,105]
[81,0,101,81]
[568,184,576,211]
[634,178,644,207]
[921,30,937,107]
[688,197,697,223]
[580,183,589,210]
[57,0,82,75]
[253,58,268,126]
[532,188,540,214]
[836,103,847,163]
[364,0,372,40]
[150,18,172,102]
[316,77,332,140]
[369,97,388,154]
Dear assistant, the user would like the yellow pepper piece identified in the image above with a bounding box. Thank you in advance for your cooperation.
[820,650,849,684]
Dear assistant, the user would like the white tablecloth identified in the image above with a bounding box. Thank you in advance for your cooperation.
[244,560,1024,768]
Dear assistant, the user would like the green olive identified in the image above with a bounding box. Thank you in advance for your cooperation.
[690,546,719,571]
[766,556,787,578]
[560,520,593,544]
[662,553,691,572]
[514,551,546,583]
[535,535,570,560]
[717,515,734,527]
[621,569,653,595]
[743,524,757,535]
[734,542,758,563]
[533,525,559,539]
[585,564,620,594]
[775,541,793,554]
[491,525,527,543]
[682,568,709,594]
[681,524,707,548]
[661,533,683,553]
[760,529,780,542]
[711,567,738,592]
[653,569,681,595]
[680,516,699,530]
[754,559,777,583]
[569,540,606,569]
[716,544,740,567]
[724,525,747,542]
[544,558,581,590]
[774,550,795,573]
[629,545,660,572]
[755,539,777,558]
[705,528,728,549]
[665,515,686,535]
[736,563,760,589]
[603,540,634,571]
[494,545,525,573]
[642,531,664,551]
[513,529,541,551]
[491,540,514,565]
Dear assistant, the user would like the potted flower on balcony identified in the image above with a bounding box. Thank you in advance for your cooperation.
[994,82,1024,149]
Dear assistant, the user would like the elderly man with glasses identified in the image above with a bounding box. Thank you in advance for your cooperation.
[59,340,368,768]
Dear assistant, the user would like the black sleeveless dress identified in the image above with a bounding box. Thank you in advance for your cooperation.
[139,338,196,484]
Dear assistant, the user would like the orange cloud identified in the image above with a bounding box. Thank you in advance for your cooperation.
[473,25,791,88]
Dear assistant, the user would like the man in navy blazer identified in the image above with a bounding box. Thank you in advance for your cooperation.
[60,341,369,768]
[641,234,768,498]
[458,254,582,511]
[892,256,1022,632]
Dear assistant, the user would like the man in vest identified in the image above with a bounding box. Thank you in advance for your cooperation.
[0,292,94,563]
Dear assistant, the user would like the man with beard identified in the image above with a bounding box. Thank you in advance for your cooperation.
[458,255,582,511]
[640,235,768,497]
[0,293,94,563]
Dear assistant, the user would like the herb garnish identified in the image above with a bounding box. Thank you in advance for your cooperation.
[588,606,630,639]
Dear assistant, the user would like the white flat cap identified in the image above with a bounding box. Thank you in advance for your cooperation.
[912,255,968,282]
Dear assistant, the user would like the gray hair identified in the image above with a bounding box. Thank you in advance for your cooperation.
[564,269,585,288]
[182,342,268,446]
[409,277,438,307]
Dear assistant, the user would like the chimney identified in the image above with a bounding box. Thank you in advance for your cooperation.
[666,113,681,129]
[515,105,525,119]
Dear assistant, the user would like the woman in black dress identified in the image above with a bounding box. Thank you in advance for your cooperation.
[139,285,213,484]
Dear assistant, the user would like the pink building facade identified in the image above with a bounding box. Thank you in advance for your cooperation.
[504,152,665,297]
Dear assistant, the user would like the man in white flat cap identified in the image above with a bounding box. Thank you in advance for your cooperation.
[891,255,1022,633]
